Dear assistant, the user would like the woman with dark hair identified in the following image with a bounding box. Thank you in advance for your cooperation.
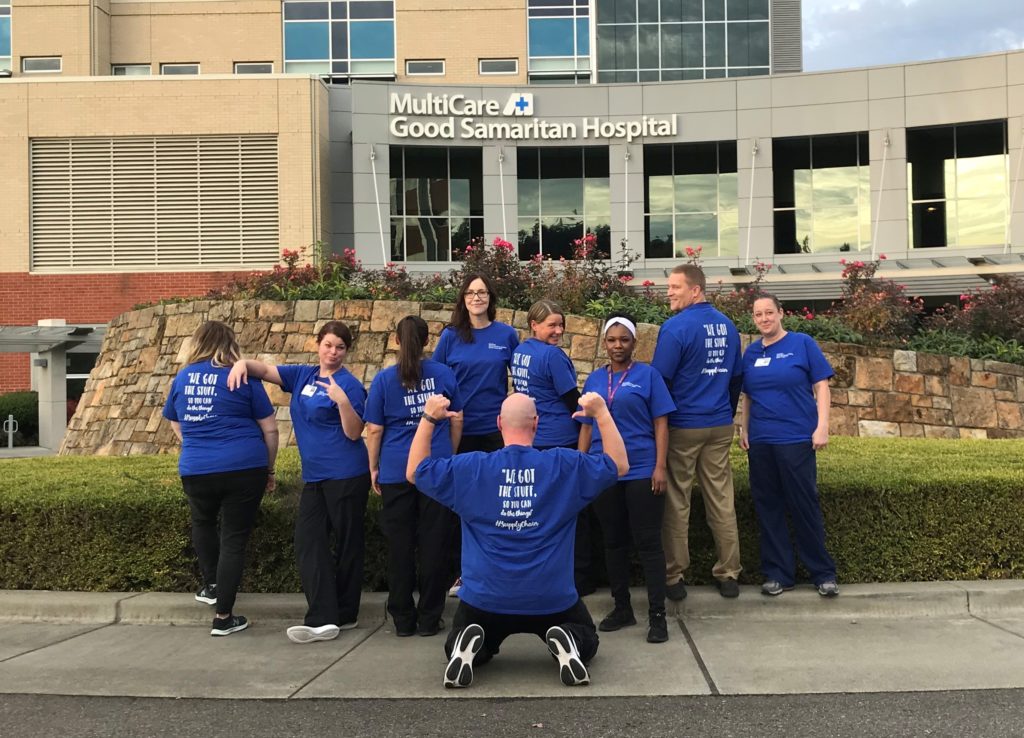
[164,320,279,636]
[511,299,595,595]
[432,273,518,595]
[739,293,839,598]
[228,321,371,644]
[577,314,675,643]
[365,315,464,637]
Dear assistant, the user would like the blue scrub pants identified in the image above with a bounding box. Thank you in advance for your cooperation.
[747,442,836,586]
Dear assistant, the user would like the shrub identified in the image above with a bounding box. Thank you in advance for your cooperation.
[3,440,1024,590]
[0,391,39,446]
[926,276,1024,345]
[827,256,923,344]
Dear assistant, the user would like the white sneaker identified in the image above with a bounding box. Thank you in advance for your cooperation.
[338,621,359,631]
[444,624,484,689]
[545,626,590,686]
[286,624,341,644]
[447,577,463,598]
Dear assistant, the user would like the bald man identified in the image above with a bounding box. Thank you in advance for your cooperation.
[407,391,628,690]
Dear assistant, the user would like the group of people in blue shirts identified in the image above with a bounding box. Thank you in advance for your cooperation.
[163,264,838,687]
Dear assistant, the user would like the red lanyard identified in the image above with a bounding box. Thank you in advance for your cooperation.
[606,362,634,407]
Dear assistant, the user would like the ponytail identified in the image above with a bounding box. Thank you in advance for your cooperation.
[396,315,429,390]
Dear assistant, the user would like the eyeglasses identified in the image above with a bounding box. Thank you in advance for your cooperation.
[465,290,490,300]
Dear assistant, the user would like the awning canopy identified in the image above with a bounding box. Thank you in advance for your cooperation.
[0,325,106,354]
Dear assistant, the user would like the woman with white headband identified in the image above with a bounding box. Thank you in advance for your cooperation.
[577,313,676,644]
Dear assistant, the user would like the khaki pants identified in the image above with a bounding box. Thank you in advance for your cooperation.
[662,425,742,583]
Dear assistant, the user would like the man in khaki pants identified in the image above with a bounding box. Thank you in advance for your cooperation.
[651,265,743,599]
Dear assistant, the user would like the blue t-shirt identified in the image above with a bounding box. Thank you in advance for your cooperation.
[742,332,834,445]
[163,360,274,477]
[277,364,370,483]
[415,445,619,615]
[651,302,743,429]
[432,322,518,437]
[364,359,464,485]
[577,362,676,481]
[511,338,579,447]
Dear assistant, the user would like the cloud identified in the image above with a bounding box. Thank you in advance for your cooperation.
[803,0,1024,71]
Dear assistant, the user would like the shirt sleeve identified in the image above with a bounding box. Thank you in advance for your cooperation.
[568,450,619,504]
[651,323,682,382]
[506,324,520,356]
[444,367,464,412]
[362,374,386,425]
[433,329,451,365]
[550,348,579,396]
[804,335,835,384]
[648,366,677,418]
[162,376,179,421]
[414,456,459,510]
[575,371,600,426]
[342,372,367,417]
[250,381,274,419]
[275,364,303,395]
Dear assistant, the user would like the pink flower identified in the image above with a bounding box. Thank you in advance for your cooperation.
[839,259,847,265]
[642,280,655,287]
[879,254,887,260]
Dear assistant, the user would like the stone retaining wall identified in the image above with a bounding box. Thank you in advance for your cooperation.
[59,299,1024,455]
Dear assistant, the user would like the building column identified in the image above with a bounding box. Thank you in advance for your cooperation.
[869,127,908,257]
[483,144,517,245]
[736,137,774,264]
[609,142,645,269]
[32,319,67,451]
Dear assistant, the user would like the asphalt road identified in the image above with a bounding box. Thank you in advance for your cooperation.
[2,691,1021,738]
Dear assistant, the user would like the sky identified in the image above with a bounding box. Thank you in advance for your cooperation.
[803,0,1024,72]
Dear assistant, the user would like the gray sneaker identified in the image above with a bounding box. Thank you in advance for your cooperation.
[817,580,840,597]
[665,580,687,601]
[761,580,794,597]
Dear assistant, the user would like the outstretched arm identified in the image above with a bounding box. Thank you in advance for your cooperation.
[574,392,629,477]
[228,359,283,389]
[407,394,458,484]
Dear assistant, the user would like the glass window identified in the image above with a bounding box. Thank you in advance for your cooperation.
[285,22,330,60]
[283,0,395,80]
[22,57,62,73]
[284,2,329,20]
[705,0,725,21]
[390,147,483,262]
[773,133,872,254]
[112,64,151,76]
[160,63,199,75]
[350,21,394,59]
[349,1,394,19]
[405,59,444,76]
[0,15,10,71]
[907,121,1008,249]
[518,147,610,260]
[644,142,739,258]
[527,2,589,78]
[234,62,273,74]
[479,58,519,75]
[726,0,768,20]
[529,18,576,57]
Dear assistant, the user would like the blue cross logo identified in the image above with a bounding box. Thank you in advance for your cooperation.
[504,93,534,116]
[515,95,529,112]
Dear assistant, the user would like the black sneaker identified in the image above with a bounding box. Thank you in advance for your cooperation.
[444,624,484,689]
[545,626,590,686]
[418,618,445,637]
[598,606,637,632]
[394,621,416,637]
[210,614,248,636]
[647,610,669,643]
[665,580,687,601]
[195,584,217,605]
[716,578,740,598]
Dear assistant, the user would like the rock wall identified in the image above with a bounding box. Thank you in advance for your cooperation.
[60,299,1024,456]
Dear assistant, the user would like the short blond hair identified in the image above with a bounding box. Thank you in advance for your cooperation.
[180,321,241,367]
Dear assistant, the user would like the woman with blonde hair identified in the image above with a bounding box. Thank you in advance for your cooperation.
[163,320,279,636]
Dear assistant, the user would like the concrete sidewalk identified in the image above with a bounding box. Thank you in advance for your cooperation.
[1,581,1023,700]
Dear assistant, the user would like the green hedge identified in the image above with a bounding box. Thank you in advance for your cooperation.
[2,438,1023,591]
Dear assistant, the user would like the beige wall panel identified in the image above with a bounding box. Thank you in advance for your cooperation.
[1008,85,1024,118]
[737,108,772,139]
[1008,52,1024,87]
[737,78,772,110]
[12,3,91,76]
[110,1,282,73]
[868,97,905,129]
[396,2,526,84]
[677,110,736,141]
[94,6,111,75]
[868,66,904,99]
[905,88,1007,128]
[0,87,30,273]
[771,101,869,137]
[642,80,736,115]
[771,70,868,107]
[905,55,1006,96]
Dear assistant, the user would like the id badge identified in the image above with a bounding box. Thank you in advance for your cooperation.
[301,384,317,397]
[754,357,771,367]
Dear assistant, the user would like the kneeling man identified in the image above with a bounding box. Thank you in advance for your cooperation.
[407,391,629,689]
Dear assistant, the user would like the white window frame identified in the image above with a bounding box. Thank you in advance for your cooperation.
[234,62,274,74]
[112,64,152,76]
[479,58,519,76]
[405,59,445,77]
[160,63,200,75]
[22,56,62,74]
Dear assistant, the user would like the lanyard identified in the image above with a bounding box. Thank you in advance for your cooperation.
[606,362,634,407]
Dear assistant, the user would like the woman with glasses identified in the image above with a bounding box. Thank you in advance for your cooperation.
[433,273,519,595]
[739,294,839,599]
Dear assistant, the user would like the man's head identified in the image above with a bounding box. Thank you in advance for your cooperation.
[667,264,706,312]
[498,393,539,445]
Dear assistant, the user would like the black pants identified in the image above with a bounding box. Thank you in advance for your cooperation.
[444,598,599,666]
[592,477,667,613]
[181,467,267,614]
[536,441,595,596]
[379,481,457,630]
[296,474,370,627]
[449,432,505,581]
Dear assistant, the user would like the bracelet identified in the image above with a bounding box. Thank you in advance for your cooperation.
[420,413,440,425]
